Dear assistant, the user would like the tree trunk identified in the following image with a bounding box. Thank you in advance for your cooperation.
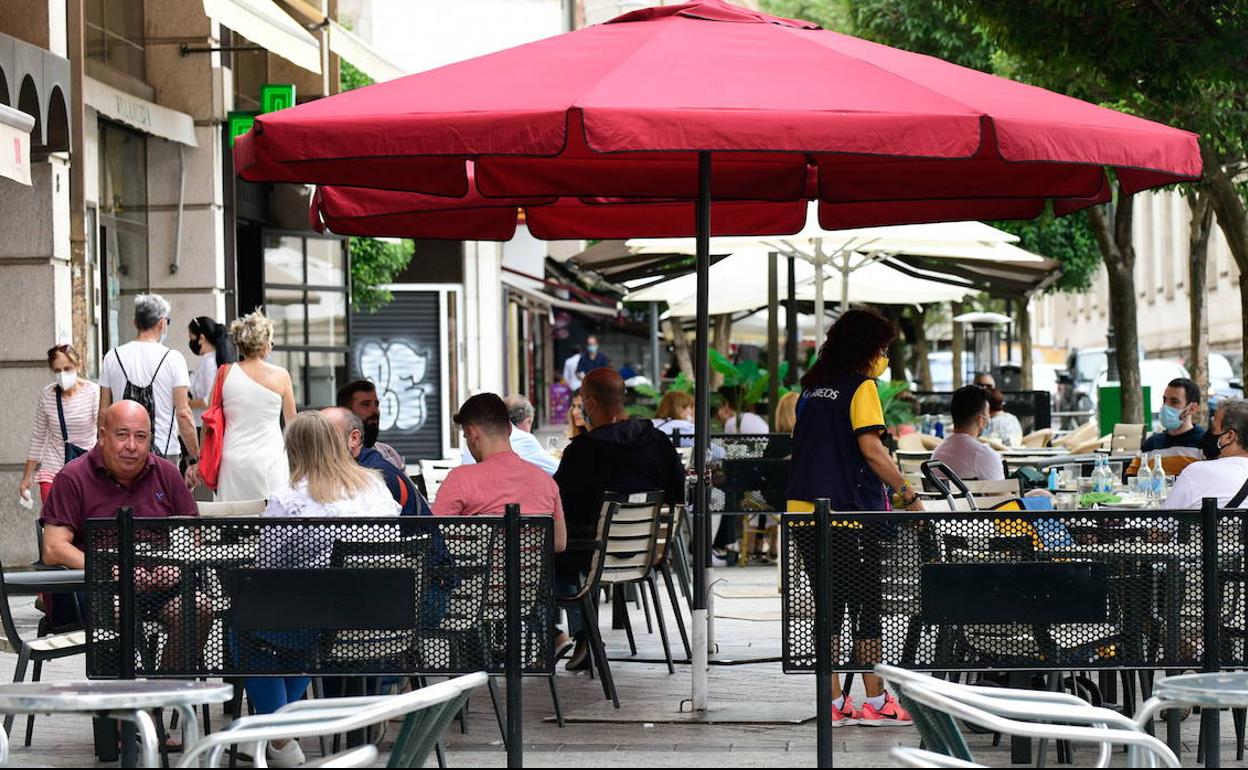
[912,305,933,390]
[951,300,965,389]
[1088,191,1144,425]
[1187,187,1214,424]
[710,313,732,390]
[1201,141,1248,370]
[663,319,693,379]
[1017,297,1033,391]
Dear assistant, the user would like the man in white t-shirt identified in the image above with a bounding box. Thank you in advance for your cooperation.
[98,294,199,473]
[930,385,1005,481]
[1164,398,1248,509]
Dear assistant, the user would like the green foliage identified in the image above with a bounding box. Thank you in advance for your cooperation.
[992,211,1101,293]
[710,348,795,408]
[877,379,915,428]
[349,237,413,312]
[340,59,374,93]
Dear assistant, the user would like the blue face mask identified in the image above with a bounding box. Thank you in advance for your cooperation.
[1159,405,1186,431]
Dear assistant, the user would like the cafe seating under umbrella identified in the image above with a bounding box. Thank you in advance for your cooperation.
[234,0,1202,734]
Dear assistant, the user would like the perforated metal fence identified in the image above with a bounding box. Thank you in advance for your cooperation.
[781,507,1238,674]
[84,512,555,680]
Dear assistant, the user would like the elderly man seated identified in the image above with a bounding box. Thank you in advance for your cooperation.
[40,401,206,669]
[459,394,558,474]
[930,385,1006,481]
[1164,397,1248,508]
[322,407,430,516]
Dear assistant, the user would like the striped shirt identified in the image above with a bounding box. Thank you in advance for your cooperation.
[27,380,100,484]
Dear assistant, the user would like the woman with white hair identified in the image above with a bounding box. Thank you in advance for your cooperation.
[213,311,296,501]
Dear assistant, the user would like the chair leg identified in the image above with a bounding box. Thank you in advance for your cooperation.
[659,564,691,659]
[435,739,447,768]
[647,576,675,674]
[672,543,693,601]
[486,677,507,746]
[619,590,638,656]
[1235,706,1246,761]
[638,582,654,634]
[5,648,30,736]
[23,658,42,746]
[548,675,565,728]
[582,596,619,707]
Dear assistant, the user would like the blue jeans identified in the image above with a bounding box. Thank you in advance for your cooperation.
[243,676,312,715]
[556,576,584,638]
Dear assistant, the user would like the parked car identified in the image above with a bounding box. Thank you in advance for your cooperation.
[1208,352,1243,412]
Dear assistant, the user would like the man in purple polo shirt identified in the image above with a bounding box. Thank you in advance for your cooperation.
[41,400,202,667]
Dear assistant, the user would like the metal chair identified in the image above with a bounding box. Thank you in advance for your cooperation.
[890,746,985,768]
[196,499,267,517]
[176,671,488,768]
[0,560,86,746]
[1111,423,1146,454]
[878,664,1181,768]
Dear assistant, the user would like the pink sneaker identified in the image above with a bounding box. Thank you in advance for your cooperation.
[831,695,858,727]
[858,692,913,727]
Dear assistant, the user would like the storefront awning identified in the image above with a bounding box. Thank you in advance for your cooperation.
[0,104,34,185]
[502,273,618,318]
[326,20,405,82]
[85,78,198,147]
[202,0,322,74]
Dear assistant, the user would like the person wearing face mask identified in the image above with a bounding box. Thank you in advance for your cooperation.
[186,316,236,431]
[1163,398,1248,509]
[21,344,100,505]
[574,334,611,376]
[1126,377,1206,478]
[786,307,922,728]
[98,294,199,471]
[930,386,1006,482]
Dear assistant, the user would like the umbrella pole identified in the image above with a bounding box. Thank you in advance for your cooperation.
[692,151,712,713]
[840,248,850,313]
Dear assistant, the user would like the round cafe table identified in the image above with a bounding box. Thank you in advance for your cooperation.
[1139,672,1248,768]
[0,679,233,768]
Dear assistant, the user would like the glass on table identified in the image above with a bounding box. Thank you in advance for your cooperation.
[1055,492,1078,511]
[1076,477,1095,497]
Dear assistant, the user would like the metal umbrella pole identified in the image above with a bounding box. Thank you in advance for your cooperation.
[691,151,712,713]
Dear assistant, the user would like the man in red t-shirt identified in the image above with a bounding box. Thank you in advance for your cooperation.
[433,394,567,552]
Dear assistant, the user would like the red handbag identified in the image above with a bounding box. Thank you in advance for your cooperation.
[197,364,230,490]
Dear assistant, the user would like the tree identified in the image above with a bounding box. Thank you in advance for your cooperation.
[339,60,413,311]
[1187,187,1215,421]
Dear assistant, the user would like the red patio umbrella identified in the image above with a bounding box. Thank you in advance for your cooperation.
[234,2,1201,749]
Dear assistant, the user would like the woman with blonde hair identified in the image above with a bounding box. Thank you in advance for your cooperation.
[774,391,799,434]
[652,390,696,445]
[567,392,589,439]
[212,311,296,502]
[248,410,398,765]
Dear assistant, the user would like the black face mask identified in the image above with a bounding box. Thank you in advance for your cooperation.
[363,421,380,448]
[1202,430,1228,461]
[189,339,202,356]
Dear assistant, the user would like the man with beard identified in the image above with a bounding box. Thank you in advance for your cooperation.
[336,380,406,470]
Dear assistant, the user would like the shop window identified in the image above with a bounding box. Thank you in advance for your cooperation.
[98,120,148,350]
[263,232,350,407]
[86,0,146,83]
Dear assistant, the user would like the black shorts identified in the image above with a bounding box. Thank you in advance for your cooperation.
[799,526,884,640]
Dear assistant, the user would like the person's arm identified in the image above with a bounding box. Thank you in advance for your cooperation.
[173,386,199,458]
[22,396,49,497]
[280,370,297,425]
[850,379,922,511]
[517,431,558,474]
[553,512,568,553]
[42,525,84,569]
[19,460,38,499]
[98,387,112,431]
[429,472,462,516]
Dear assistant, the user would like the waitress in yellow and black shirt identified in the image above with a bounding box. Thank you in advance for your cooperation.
[787,307,922,729]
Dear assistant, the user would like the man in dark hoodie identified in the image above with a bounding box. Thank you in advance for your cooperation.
[554,368,686,669]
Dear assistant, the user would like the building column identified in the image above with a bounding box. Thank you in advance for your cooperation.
[0,158,72,564]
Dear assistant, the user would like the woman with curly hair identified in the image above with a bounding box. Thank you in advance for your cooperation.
[212,311,296,502]
[787,307,922,729]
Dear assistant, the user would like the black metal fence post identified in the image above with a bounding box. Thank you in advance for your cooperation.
[505,504,523,768]
[116,506,137,766]
[1202,497,1222,768]
[814,498,833,768]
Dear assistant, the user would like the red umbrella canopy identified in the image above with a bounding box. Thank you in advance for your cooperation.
[237,0,1200,228]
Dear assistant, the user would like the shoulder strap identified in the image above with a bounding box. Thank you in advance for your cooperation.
[55,387,69,444]
[111,349,131,383]
[1231,475,1248,509]
[148,349,173,386]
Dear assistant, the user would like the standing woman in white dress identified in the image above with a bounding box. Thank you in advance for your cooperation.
[213,311,295,502]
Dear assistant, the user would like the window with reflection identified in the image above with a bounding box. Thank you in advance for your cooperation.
[262,233,350,407]
[85,0,146,82]
[98,121,148,349]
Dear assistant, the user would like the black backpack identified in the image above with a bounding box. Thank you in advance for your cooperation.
[112,348,173,454]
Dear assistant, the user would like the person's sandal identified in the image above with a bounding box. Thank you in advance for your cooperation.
[566,641,592,672]
[554,634,576,661]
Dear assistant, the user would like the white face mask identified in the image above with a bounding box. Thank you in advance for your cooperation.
[56,370,76,390]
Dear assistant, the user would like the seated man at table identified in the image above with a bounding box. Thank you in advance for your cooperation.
[1164,398,1248,509]
[40,400,206,668]
[457,394,559,475]
[554,368,685,670]
[1127,377,1206,478]
[321,406,431,516]
[930,385,1005,481]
